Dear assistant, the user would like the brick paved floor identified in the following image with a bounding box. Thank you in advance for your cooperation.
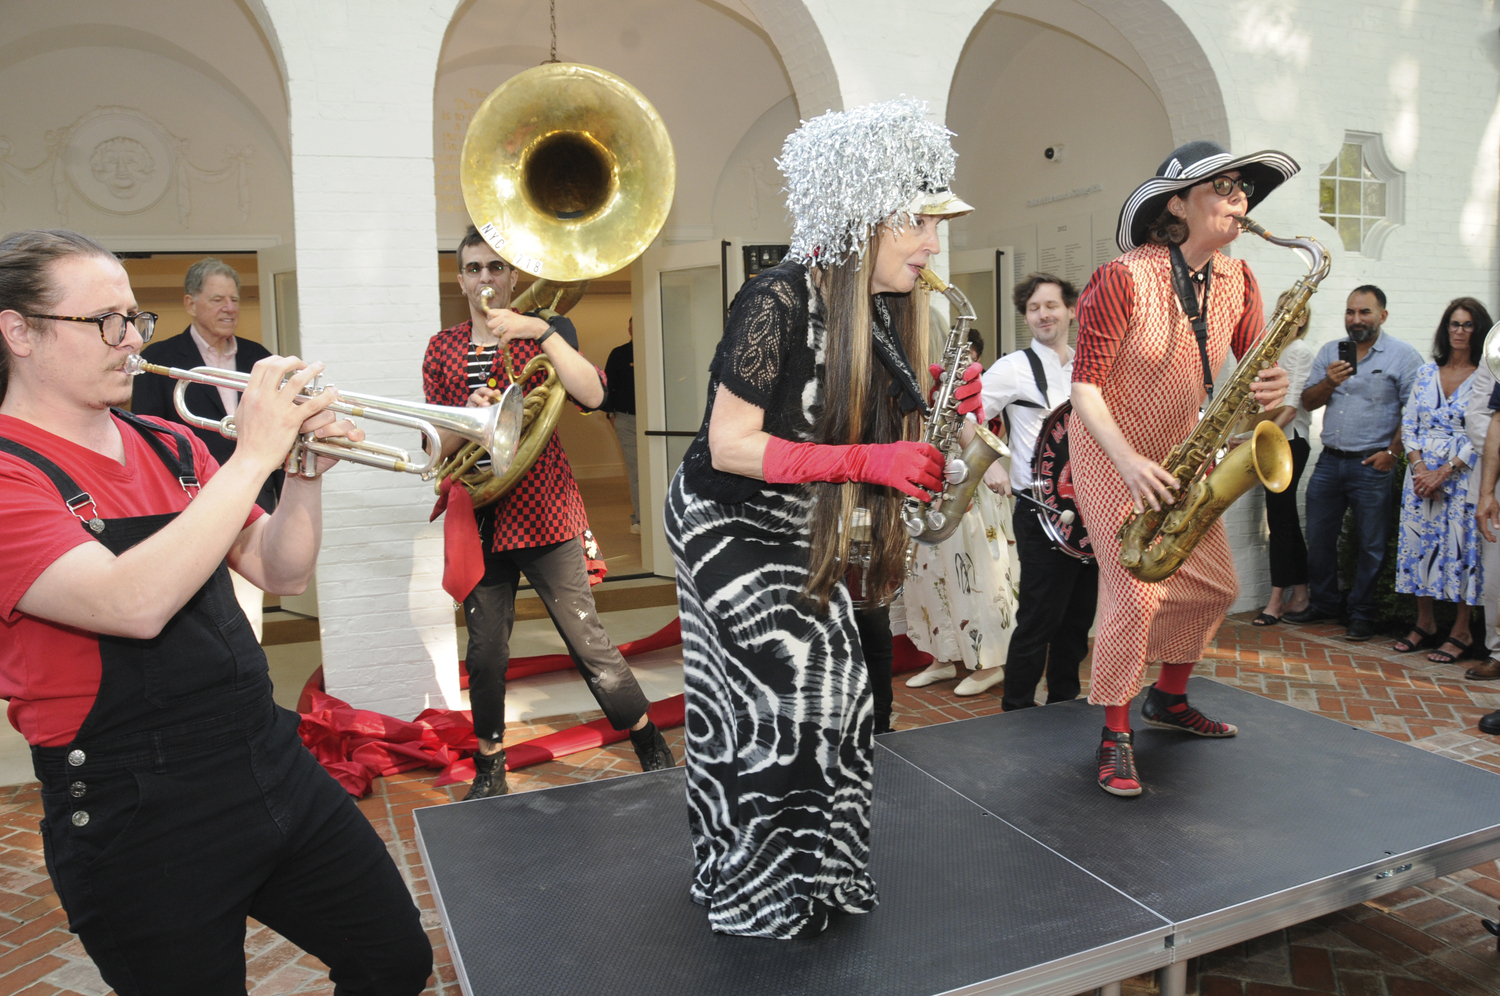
[2,612,1499,995]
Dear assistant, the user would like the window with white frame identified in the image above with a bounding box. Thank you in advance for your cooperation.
[1318,132,1404,259]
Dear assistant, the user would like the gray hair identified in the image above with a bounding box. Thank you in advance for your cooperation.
[184,257,240,297]
[0,229,116,405]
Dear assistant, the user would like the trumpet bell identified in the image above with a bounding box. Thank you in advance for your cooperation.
[482,385,526,475]
[461,63,676,282]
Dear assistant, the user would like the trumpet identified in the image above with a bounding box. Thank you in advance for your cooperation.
[124,354,523,480]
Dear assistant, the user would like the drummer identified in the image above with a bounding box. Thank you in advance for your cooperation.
[979,272,1099,711]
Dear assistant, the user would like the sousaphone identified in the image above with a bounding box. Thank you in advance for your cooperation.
[437,62,677,508]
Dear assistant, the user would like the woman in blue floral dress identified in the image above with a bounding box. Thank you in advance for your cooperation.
[1394,298,1490,664]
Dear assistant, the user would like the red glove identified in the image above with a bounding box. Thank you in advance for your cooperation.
[762,437,944,500]
[927,362,985,420]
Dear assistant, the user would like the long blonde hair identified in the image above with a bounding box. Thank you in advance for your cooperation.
[802,232,930,613]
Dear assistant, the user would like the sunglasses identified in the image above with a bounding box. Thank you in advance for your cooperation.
[1200,175,1255,198]
[462,261,513,276]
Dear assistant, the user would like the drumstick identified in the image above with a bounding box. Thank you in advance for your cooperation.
[1013,491,1076,525]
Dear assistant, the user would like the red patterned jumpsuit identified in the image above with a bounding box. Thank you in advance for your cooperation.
[1069,243,1264,706]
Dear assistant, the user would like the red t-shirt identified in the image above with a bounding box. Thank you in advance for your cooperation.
[0,413,263,746]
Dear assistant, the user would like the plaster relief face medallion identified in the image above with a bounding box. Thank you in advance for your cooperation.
[65,109,173,214]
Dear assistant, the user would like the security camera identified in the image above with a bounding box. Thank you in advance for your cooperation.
[1044,144,1065,162]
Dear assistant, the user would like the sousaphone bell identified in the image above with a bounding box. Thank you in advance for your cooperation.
[438,62,676,508]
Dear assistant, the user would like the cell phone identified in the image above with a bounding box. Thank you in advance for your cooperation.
[1336,339,1358,375]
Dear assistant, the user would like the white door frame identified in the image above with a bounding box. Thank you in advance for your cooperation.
[634,239,728,577]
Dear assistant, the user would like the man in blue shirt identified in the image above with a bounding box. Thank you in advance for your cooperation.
[1285,286,1422,640]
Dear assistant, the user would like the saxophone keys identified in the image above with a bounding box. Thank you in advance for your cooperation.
[944,459,969,485]
[926,508,947,531]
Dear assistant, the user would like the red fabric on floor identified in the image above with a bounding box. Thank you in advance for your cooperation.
[297,618,684,797]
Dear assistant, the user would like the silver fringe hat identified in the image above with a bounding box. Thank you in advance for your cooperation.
[777,98,972,266]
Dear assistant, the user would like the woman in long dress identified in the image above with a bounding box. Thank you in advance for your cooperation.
[902,485,1019,694]
[664,99,977,938]
[1394,298,1491,663]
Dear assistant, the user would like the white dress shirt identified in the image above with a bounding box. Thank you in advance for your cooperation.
[1277,336,1315,441]
[188,324,240,416]
[978,344,1073,489]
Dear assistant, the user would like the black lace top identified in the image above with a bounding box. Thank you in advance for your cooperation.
[680,261,826,504]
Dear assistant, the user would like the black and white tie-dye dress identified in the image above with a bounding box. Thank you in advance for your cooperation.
[665,260,878,938]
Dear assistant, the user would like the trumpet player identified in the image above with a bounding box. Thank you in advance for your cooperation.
[422,226,672,801]
[0,229,432,994]
[132,256,278,640]
[1069,142,1294,797]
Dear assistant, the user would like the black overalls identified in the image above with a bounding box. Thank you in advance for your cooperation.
[1,411,430,996]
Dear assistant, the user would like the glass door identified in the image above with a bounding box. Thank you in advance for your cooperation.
[636,240,726,576]
[949,247,1015,357]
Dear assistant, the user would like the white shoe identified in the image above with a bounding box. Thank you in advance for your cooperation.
[905,662,958,687]
[629,522,641,534]
[954,666,1005,696]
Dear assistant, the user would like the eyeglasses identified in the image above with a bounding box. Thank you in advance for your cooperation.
[1201,175,1255,198]
[461,261,513,276]
[1448,320,1476,332]
[25,312,158,346]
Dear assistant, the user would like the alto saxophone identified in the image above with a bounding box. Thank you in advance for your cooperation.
[1117,216,1331,582]
[903,268,1010,555]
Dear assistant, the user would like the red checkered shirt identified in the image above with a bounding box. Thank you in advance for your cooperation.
[423,318,604,552]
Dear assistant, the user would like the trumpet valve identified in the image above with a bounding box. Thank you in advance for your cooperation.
[944,459,969,485]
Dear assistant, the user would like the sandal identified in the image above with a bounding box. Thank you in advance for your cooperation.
[1097,728,1143,797]
[1428,638,1475,665]
[1393,627,1437,653]
[1252,612,1281,627]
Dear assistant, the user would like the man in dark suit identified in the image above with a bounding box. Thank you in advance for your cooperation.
[132,257,280,638]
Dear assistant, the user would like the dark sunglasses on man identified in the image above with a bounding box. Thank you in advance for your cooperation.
[462,260,513,276]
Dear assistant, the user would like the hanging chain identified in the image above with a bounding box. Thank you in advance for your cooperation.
[543,0,559,64]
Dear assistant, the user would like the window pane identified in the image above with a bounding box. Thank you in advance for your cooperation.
[1363,181,1386,217]
[1319,179,1336,213]
[1320,214,1337,230]
[1321,160,1337,177]
[1338,142,1362,177]
[1362,217,1375,242]
[1338,216,1362,252]
[1338,179,1361,214]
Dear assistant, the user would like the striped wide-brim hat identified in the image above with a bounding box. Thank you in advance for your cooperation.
[1116,140,1299,253]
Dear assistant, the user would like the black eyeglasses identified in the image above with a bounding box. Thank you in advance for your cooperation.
[1201,175,1255,198]
[25,312,158,346]
[462,261,513,276]
[1449,320,1476,332]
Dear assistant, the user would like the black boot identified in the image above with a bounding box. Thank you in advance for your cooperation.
[465,749,509,800]
[629,721,675,771]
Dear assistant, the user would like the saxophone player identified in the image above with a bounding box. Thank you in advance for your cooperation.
[1069,142,1295,797]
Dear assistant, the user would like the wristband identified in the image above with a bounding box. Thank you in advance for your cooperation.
[536,327,556,347]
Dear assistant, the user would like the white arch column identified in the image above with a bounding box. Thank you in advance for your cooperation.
[252,0,466,717]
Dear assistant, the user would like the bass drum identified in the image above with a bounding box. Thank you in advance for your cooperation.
[1030,401,1093,562]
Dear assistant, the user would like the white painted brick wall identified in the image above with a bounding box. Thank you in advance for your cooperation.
[260,0,464,717]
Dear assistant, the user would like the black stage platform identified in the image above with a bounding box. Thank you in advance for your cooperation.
[415,678,1500,996]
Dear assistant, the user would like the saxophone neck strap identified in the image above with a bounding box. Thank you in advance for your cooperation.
[1168,242,1215,400]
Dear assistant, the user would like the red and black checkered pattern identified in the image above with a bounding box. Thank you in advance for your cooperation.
[423,320,600,552]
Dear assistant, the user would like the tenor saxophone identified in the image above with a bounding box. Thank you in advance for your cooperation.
[1117,217,1331,582]
[903,268,1010,550]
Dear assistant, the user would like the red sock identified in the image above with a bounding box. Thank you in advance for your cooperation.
[1155,661,1195,699]
[1104,704,1131,734]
